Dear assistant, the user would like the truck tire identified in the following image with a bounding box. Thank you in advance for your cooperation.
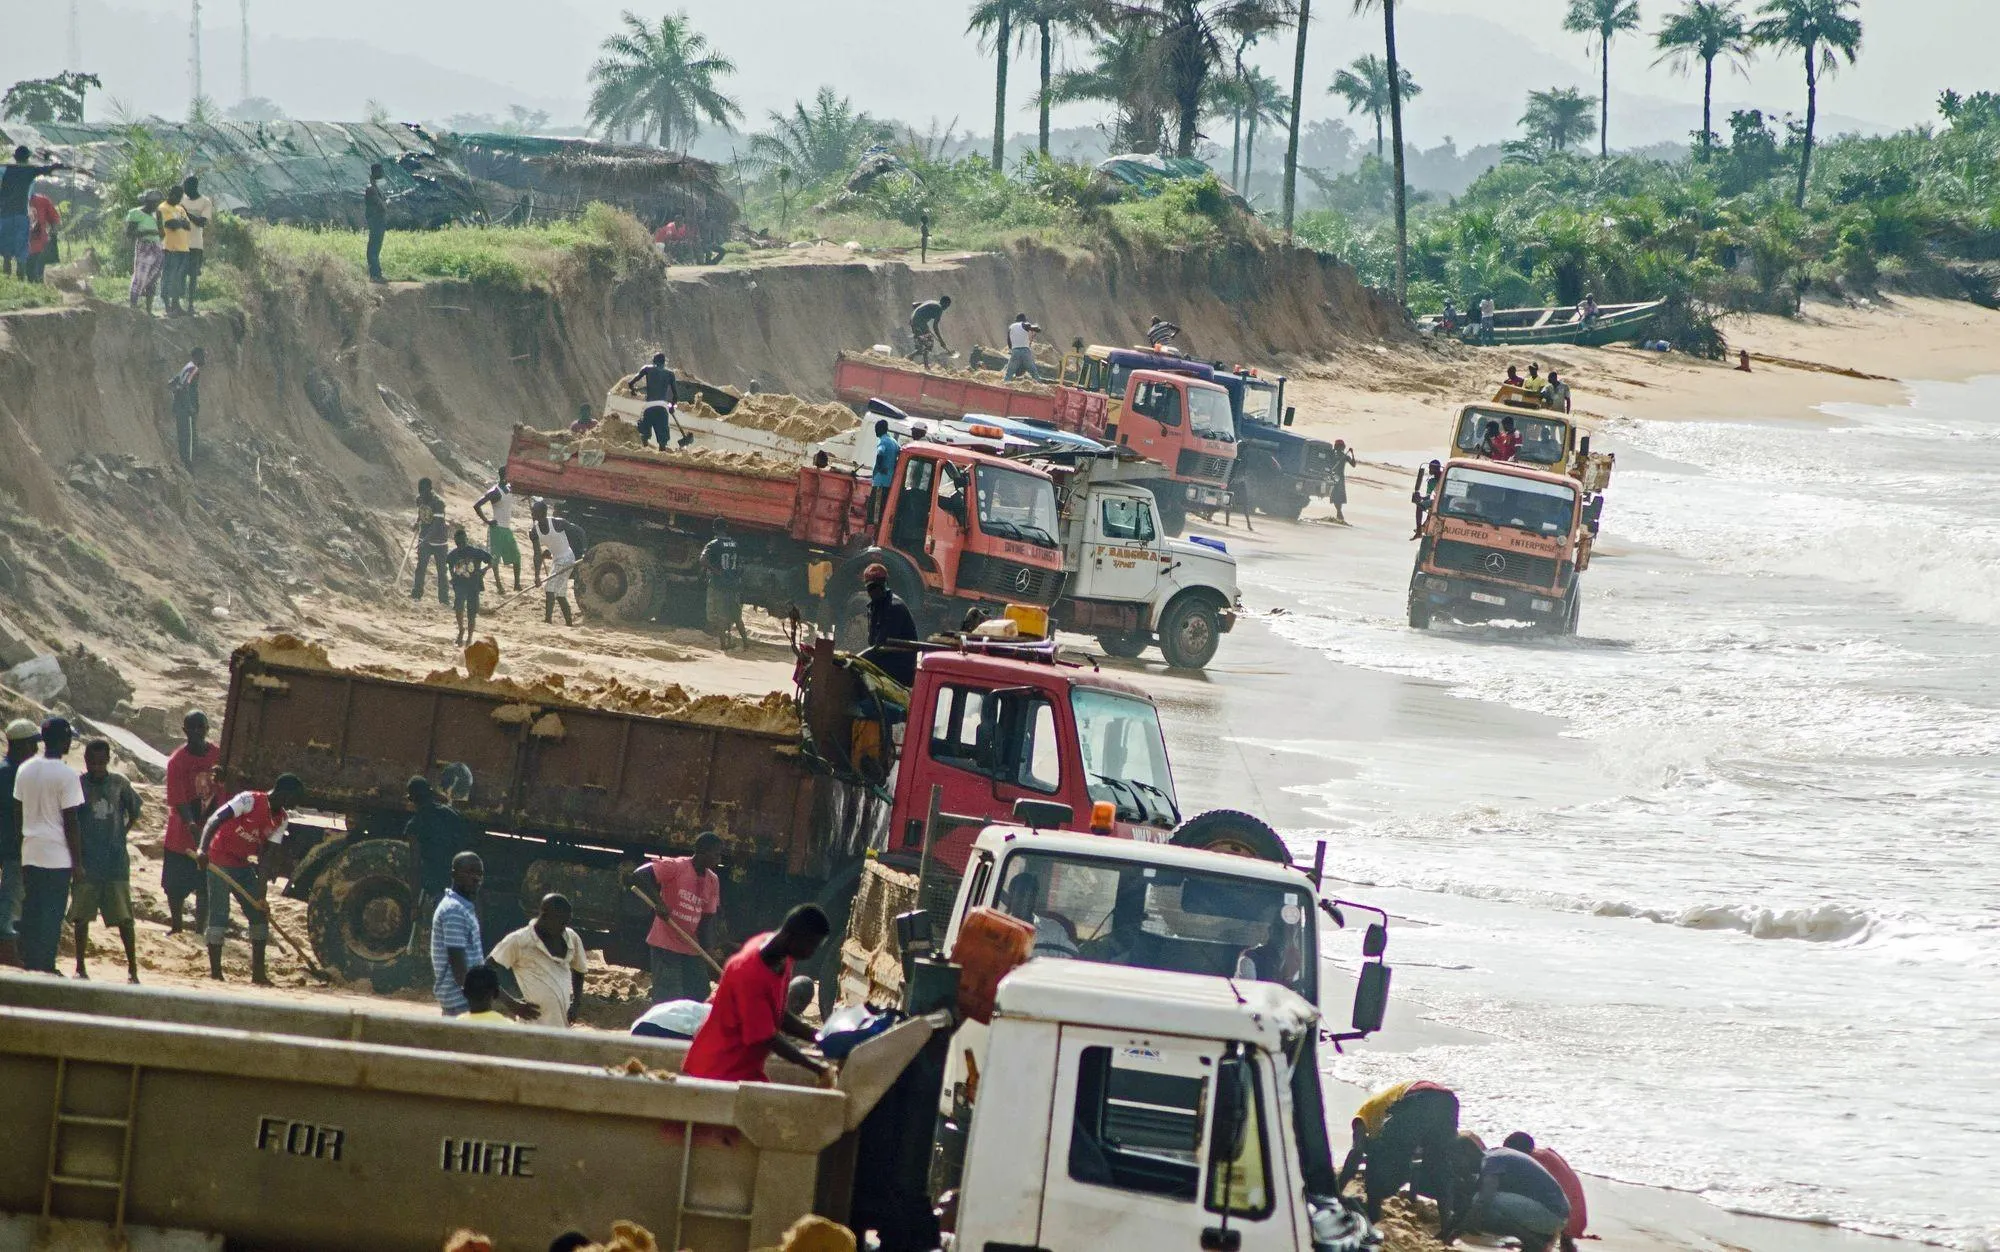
[1264,488,1309,522]
[1171,809,1290,864]
[1096,631,1150,659]
[1562,588,1581,636]
[1407,593,1433,630]
[305,838,425,993]
[575,542,660,622]
[1157,595,1222,669]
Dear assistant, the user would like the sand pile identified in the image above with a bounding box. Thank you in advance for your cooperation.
[686,393,857,444]
[241,634,333,669]
[562,423,802,481]
[843,349,1059,397]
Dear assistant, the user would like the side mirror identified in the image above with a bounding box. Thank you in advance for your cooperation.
[1283,406,1296,427]
[1351,961,1391,1034]
[1584,497,1604,536]
[1012,798,1074,830]
[894,908,934,955]
[1362,922,1387,958]
[1211,1045,1251,1159]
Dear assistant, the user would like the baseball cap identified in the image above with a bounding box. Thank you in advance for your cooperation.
[5,718,39,742]
[40,716,71,740]
[862,563,889,585]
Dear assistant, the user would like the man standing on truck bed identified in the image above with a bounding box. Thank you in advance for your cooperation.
[868,420,899,526]
[431,850,539,1021]
[909,294,951,364]
[701,518,749,651]
[473,476,522,592]
[1003,313,1043,382]
[196,772,304,985]
[627,831,724,1005]
[627,352,678,450]
[683,903,833,1083]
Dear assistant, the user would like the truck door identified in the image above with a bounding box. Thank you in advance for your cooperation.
[890,454,938,572]
[1123,378,1182,463]
[1039,1029,1292,1252]
[905,682,1073,865]
[1082,493,1162,605]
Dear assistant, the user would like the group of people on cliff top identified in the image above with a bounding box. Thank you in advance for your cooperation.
[1,146,65,286]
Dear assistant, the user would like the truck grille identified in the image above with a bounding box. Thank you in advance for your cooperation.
[1431,539,1561,588]
[1302,442,1336,475]
[1176,450,1234,484]
[958,554,1063,605]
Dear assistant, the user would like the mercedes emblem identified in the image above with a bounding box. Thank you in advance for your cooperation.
[1483,552,1508,574]
[1014,567,1033,592]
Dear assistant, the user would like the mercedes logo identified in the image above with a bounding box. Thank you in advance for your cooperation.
[1483,552,1508,574]
[1014,567,1033,592]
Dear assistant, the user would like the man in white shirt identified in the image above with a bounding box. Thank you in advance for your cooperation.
[488,893,589,1026]
[12,716,84,974]
[1002,312,1043,383]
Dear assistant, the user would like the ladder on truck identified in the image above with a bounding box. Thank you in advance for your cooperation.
[40,1056,142,1238]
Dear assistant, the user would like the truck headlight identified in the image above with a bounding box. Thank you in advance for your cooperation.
[1420,575,1449,592]
[1531,598,1553,611]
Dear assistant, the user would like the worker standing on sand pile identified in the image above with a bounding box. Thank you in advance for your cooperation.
[1502,1132,1588,1252]
[14,716,85,975]
[405,776,471,909]
[1003,313,1044,382]
[412,478,450,604]
[196,772,304,985]
[909,295,951,365]
[431,850,539,1021]
[162,709,219,935]
[627,830,724,1005]
[1442,1141,1572,1252]
[701,518,749,650]
[474,476,523,592]
[628,352,679,450]
[445,527,495,647]
[0,719,46,968]
[683,903,833,1082]
[70,739,142,984]
[1336,1079,1465,1223]
[1145,315,1181,348]
[489,893,590,1026]
[531,499,586,627]
[862,563,918,688]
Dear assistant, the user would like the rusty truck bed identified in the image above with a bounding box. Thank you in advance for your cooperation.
[833,352,1109,438]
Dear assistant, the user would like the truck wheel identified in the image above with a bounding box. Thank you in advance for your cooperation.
[1264,490,1308,522]
[1097,631,1150,659]
[1407,594,1432,630]
[1157,596,1222,669]
[575,542,659,622]
[1562,591,1581,636]
[305,838,424,993]
[1171,809,1290,864]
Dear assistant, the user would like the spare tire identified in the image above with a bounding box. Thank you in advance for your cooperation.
[1171,809,1290,864]
[575,542,660,621]
[305,838,424,992]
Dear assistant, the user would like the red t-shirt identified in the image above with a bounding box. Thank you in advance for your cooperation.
[682,933,790,1083]
[205,791,288,869]
[1532,1146,1588,1238]
[164,742,221,855]
[641,856,720,955]
[1494,431,1522,461]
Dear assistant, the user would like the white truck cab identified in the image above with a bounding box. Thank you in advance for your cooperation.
[956,961,1348,1252]
[1057,479,1240,669]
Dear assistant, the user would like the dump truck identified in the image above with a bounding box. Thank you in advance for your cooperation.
[1449,390,1614,495]
[1063,346,1342,520]
[216,631,1253,990]
[832,350,1110,439]
[504,425,1066,635]
[1407,457,1603,633]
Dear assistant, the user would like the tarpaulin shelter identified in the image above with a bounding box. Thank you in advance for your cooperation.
[447,132,737,253]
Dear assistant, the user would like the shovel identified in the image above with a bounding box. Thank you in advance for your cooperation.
[207,863,333,983]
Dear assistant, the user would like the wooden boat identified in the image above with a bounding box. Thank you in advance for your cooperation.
[1422,300,1665,347]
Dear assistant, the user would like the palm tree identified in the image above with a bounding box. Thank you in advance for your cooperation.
[1654,1,1751,156]
[1051,22,1171,153]
[1750,0,1862,208]
[1017,0,1101,155]
[1562,0,1642,157]
[1522,87,1600,153]
[586,11,741,150]
[1353,0,1411,305]
[1329,53,1421,157]
[745,87,894,184]
[1122,0,1292,159]
[968,0,1015,167]
[1222,67,1289,193]
[1280,0,1309,236]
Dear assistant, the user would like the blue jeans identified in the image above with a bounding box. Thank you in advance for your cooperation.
[0,214,29,266]
[1003,346,1042,382]
[206,864,269,944]
[19,866,72,972]
[0,856,22,939]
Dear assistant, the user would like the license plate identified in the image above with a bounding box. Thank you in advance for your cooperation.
[1469,592,1507,606]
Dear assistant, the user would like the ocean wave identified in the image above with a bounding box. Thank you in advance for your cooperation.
[1591,899,1875,942]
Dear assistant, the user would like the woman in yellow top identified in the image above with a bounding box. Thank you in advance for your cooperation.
[156,185,193,316]
[1336,1079,1467,1221]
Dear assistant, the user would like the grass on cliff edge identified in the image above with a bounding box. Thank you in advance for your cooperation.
[246,203,656,292]
[0,273,65,313]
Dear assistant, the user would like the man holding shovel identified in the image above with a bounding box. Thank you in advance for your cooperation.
[197,772,304,985]
[626,831,723,1004]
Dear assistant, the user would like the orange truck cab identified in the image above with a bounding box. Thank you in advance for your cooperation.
[1104,369,1238,534]
[1407,458,1603,634]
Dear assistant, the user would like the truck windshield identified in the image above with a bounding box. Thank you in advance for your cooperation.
[974,466,1060,546]
[1186,387,1236,441]
[1456,408,1568,466]
[995,849,1316,1001]
[1438,466,1577,535]
[1238,382,1279,427]
[1072,688,1179,828]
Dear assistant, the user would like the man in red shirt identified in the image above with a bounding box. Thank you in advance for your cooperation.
[163,709,220,934]
[197,773,304,985]
[627,831,723,1004]
[1503,1132,1588,1252]
[682,904,831,1084]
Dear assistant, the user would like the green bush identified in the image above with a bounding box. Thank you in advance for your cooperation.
[147,596,195,642]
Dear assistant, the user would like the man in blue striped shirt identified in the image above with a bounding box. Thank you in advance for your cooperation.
[430,851,538,1020]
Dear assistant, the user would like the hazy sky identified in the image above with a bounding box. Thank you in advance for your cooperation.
[5,0,1991,151]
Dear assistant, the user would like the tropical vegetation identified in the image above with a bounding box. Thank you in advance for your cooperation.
[585,10,741,151]
[1330,54,1420,159]
[1748,0,1862,207]
[1563,0,1644,159]
[1653,0,1753,156]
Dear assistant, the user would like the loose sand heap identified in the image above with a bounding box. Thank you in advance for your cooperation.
[1364,1193,1450,1252]
[843,348,1059,396]
[240,635,801,735]
[685,393,857,443]
[558,421,802,480]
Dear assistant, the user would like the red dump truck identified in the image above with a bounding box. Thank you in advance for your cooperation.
[504,426,1066,634]
[833,351,1110,439]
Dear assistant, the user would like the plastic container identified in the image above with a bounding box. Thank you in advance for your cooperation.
[949,907,1035,1023]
